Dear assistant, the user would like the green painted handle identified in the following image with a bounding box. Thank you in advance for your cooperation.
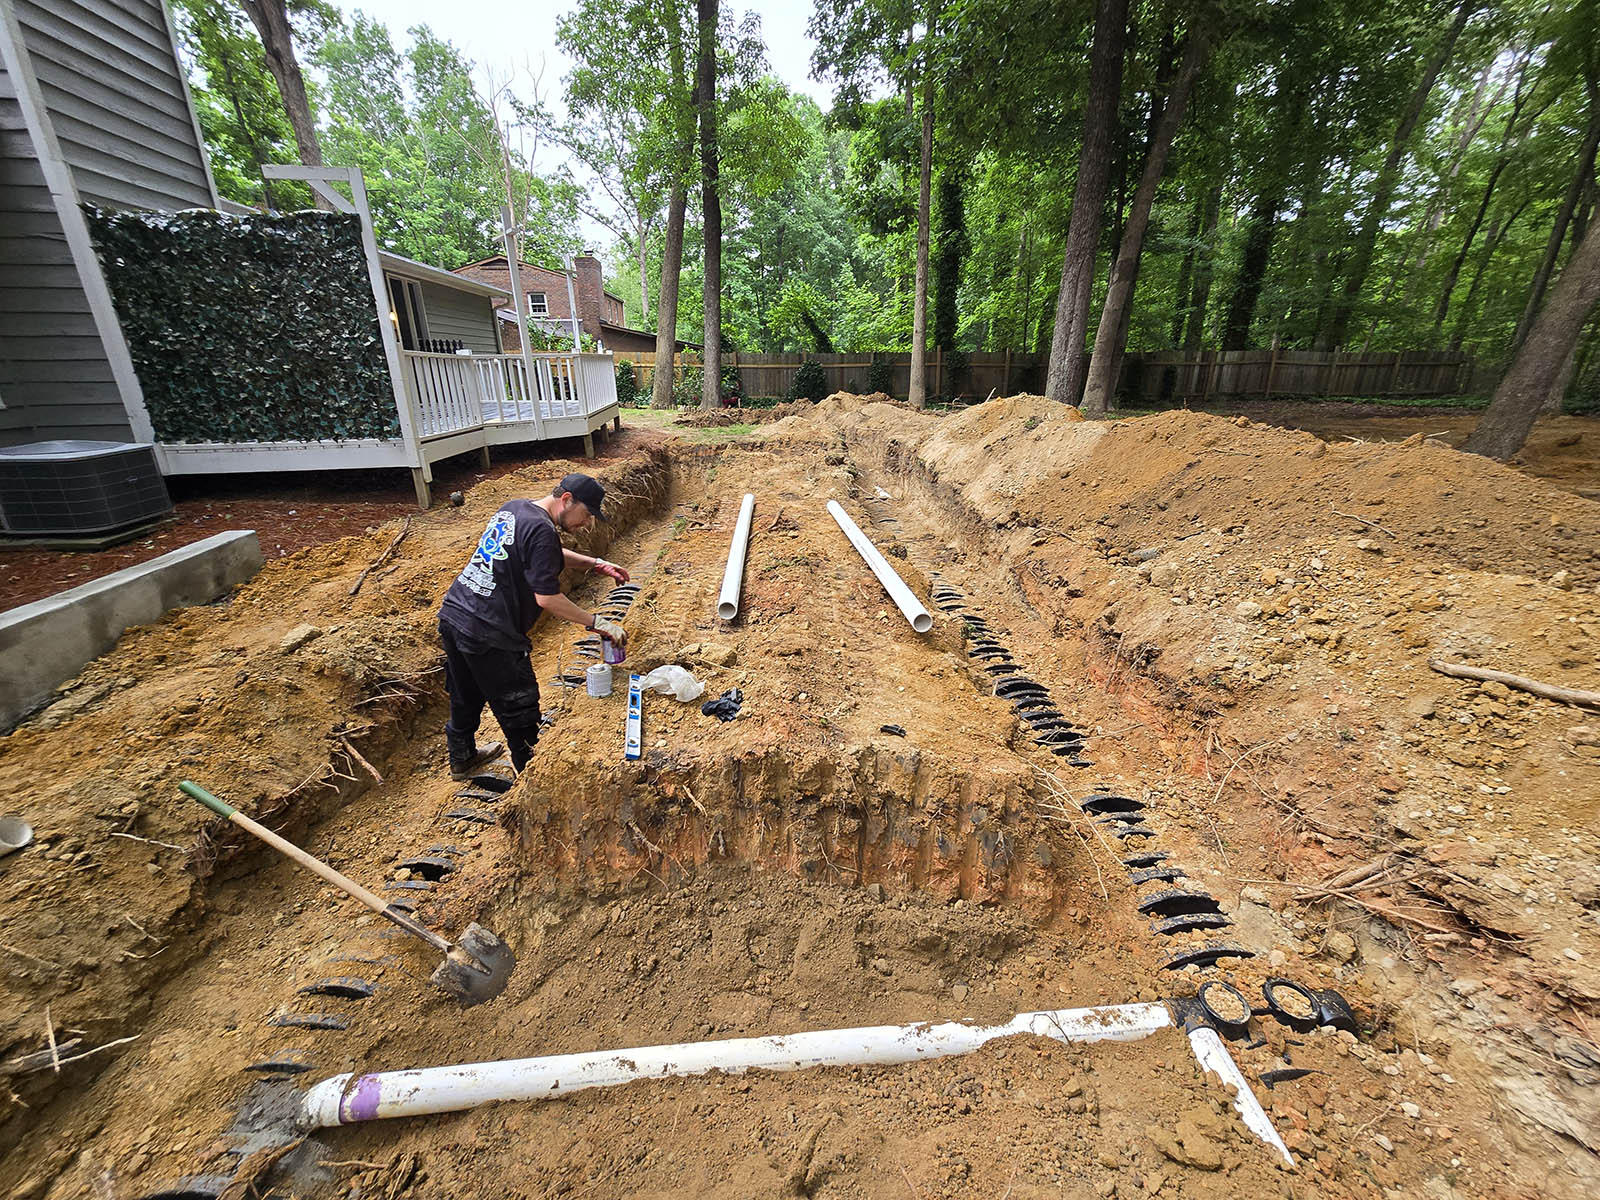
[180,781,237,820]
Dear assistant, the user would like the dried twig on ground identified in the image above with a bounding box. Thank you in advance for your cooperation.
[1331,508,1398,539]
[44,1006,59,1073]
[340,739,383,784]
[1428,659,1600,711]
[2,1034,139,1076]
[349,516,411,596]
[1030,766,1116,903]
[1,941,62,970]
[108,832,184,852]
[219,1136,306,1200]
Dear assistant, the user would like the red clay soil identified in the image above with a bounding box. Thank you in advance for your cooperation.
[0,427,661,613]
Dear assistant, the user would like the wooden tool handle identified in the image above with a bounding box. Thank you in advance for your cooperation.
[179,781,452,955]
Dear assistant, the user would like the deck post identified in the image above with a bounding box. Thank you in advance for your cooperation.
[583,432,595,457]
[411,467,431,509]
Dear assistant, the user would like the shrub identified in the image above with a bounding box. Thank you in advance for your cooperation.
[867,358,894,396]
[720,363,746,405]
[790,357,828,402]
[673,366,704,407]
[614,359,640,406]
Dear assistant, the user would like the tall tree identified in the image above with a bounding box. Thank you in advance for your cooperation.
[653,1,695,407]
[696,0,723,408]
[1464,213,1600,457]
[238,0,325,174]
[1081,21,1215,413]
[1044,0,1127,404]
[1511,40,1599,349]
[171,0,300,208]
[908,39,933,408]
[1320,0,1479,348]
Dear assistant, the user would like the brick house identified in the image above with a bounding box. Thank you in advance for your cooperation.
[452,252,696,355]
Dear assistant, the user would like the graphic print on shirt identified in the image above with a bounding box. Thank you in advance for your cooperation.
[458,509,515,597]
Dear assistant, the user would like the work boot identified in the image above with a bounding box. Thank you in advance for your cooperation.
[449,741,505,780]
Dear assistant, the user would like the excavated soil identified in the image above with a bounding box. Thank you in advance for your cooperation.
[0,396,1596,1200]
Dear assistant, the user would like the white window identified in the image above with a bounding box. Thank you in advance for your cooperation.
[528,292,548,315]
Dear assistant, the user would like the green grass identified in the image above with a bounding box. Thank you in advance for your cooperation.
[619,409,764,442]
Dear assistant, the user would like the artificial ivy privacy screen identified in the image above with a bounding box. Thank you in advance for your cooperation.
[87,208,400,443]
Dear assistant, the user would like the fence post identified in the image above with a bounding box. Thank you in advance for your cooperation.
[1388,353,1403,397]
[1264,338,1279,403]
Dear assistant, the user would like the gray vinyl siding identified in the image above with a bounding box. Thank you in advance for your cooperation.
[0,65,134,445]
[14,0,211,212]
[417,282,501,354]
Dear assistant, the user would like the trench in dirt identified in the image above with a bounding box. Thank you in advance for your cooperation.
[7,437,1430,1200]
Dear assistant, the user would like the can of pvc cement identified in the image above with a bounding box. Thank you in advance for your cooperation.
[586,662,613,697]
[602,637,626,665]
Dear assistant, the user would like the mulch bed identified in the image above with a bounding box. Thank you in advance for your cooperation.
[0,428,654,614]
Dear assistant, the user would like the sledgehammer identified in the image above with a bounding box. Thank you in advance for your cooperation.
[180,781,514,1007]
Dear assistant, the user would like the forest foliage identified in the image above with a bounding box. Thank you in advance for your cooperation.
[174,0,1599,413]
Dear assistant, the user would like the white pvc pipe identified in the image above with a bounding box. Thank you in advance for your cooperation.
[1187,1026,1294,1167]
[717,493,756,620]
[301,1003,1171,1128]
[826,499,933,634]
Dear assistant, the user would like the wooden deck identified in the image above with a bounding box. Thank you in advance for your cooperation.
[156,350,621,506]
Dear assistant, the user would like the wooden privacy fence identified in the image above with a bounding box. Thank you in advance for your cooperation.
[613,348,1474,404]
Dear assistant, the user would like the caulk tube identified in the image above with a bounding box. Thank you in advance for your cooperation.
[826,500,933,633]
[300,1004,1172,1128]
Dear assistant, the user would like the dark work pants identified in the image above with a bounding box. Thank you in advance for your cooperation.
[440,623,542,771]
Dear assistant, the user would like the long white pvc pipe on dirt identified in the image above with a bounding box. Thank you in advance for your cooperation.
[300,1004,1172,1128]
[717,493,756,620]
[826,499,933,634]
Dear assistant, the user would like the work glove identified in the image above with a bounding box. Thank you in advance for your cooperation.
[592,559,630,584]
[592,616,627,649]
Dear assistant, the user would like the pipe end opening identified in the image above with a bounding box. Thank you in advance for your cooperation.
[912,614,933,634]
[716,602,738,621]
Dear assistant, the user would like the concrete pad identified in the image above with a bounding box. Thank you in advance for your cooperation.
[0,530,263,731]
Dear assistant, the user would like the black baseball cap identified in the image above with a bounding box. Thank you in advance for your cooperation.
[556,472,608,521]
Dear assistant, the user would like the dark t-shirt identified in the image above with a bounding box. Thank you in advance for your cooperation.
[438,500,564,651]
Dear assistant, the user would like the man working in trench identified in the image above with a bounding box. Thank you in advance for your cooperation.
[438,472,629,777]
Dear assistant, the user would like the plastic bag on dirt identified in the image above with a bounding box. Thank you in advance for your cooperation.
[637,665,705,702]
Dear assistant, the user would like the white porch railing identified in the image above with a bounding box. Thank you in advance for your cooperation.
[402,351,617,439]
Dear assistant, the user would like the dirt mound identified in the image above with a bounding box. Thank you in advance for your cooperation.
[3,399,1596,1199]
[672,401,811,428]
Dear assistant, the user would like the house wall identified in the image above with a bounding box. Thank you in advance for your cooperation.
[455,257,626,338]
[0,61,134,446]
[12,0,212,212]
[415,280,500,354]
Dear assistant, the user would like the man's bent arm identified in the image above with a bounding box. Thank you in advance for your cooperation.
[562,549,597,572]
[535,591,595,629]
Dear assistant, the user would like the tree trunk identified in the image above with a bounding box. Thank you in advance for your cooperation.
[650,183,686,407]
[650,3,691,410]
[1450,199,1528,351]
[638,233,650,323]
[1221,186,1284,350]
[1044,0,1127,403]
[1184,181,1221,350]
[1464,215,1600,458]
[239,1,323,188]
[1320,0,1477,349]
[696,0,721,410]
[1170,203,1199,346]
[908,73,933,408]
[1512,86,1600,350]
[1080,27,1212,414]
